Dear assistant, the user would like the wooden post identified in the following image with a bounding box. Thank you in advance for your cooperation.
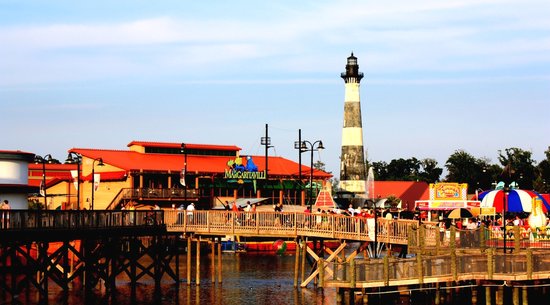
[383,255,389,286]
[435,283,441,305]
[211,240,216,283]
[514,226,520,252]
[217,239,222,284]
[496,286,503,305]
[318,258,324,288]
[512,287,519,305]
[187,236,192,285]
[526,248,533,279]
[196,238,201,285]
[485,286,492,305]
[301,238,307,284]
[522,286,528,305]
[350,259,356,288]
[294,238,300,288]
[479,223,486,252]
[487,248,494,279]
[416,253,424,285]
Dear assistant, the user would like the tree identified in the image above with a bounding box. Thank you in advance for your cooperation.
[418,158,443,183]
[445,150,489,193]
[497,147,536,189]
[386,158,421,181]
[370,161,388,181]
[535,146,550,193]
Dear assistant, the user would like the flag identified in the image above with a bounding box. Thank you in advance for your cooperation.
[94,173,101,191]
[70,170,78,191]
[180,169,186,187]
[39,180,45,197]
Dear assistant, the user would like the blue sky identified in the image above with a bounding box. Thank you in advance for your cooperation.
[1,0,549,179]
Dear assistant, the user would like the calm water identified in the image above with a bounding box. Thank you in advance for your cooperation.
[6,249,541,305]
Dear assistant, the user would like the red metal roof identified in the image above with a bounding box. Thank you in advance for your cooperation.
[69,148,332,179]
[28,163,76,187]
[371,181,430,211]
[127,141,241,151]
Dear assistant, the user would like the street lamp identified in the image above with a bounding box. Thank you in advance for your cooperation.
[299,140,324,209]
[503,186,509,254]
[65,152,82,210]
[34,154,53,209]
[91,157,104,210]
[294,130,304,205]
[181,143,188,206]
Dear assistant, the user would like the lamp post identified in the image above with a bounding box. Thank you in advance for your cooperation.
[181,143,188,206]
[91,158,104,210]
[65,153,82,210]
[503,186,509,254]
[294,130,304,205]
[299,140,324,209]
[34,154,53,209]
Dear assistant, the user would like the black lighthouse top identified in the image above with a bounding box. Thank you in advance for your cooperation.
[341,52,364,83]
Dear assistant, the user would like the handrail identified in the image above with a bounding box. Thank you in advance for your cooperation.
[3,210,550,250]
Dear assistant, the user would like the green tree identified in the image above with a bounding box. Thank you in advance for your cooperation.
[535,146,550,193]
[418,158,443,183]
[386,158,421,181]
[445,150,488,193]
[497,147,536,189]
[370,161,388,181]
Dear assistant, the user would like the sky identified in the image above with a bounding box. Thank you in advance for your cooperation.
[1,0,549,179]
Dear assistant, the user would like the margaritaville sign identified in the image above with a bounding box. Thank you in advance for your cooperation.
[224,156,266,181]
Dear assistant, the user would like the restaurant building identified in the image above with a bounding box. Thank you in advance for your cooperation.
[28,141,332,210]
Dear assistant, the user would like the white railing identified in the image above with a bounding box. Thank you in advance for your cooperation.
[164,210,412,243]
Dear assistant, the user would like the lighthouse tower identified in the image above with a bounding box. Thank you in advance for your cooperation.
[339,52,366,195]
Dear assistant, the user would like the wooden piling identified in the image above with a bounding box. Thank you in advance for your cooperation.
[485,286,491,305]
[301,238,307,284]
[522,286,528,305]
[512,286,519,305]
[294,238,300,288]
[196,238,201,285]
[187,236,192,285]
[217,238,222,284]
[211,240,215,283]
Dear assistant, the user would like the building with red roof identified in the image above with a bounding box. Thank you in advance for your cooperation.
[30,141,332,210]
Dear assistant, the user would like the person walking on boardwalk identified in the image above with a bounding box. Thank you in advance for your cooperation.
[186,202,195,224]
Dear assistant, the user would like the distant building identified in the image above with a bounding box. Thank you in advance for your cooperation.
[0,150,35,209]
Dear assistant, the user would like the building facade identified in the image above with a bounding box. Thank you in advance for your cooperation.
[28,141,332,210]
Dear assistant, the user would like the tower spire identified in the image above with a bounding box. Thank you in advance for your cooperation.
[339,53,366,195]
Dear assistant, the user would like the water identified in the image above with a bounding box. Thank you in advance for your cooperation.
[5,250,544,305]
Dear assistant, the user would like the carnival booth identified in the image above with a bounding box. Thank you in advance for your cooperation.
[415,182,485,221]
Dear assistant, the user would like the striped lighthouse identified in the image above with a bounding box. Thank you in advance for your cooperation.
[339,52,367,195]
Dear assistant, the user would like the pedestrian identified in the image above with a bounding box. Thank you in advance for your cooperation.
[1,199,10,228]
[186,202,195,224]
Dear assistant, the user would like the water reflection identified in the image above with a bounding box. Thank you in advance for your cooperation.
[9,251,506,305]
[16,252,335,305]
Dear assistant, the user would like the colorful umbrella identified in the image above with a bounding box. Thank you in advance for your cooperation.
[478,189,550,213]
[446,208,473,219]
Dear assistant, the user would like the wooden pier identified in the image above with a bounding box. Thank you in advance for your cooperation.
[2,209,550,304]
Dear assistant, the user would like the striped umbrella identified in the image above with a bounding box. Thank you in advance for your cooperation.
[478,189,550,213]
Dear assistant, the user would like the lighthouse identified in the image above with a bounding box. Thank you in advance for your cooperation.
[339,52,367,195]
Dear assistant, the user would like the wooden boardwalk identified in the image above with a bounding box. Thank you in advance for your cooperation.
[3,209,550,303]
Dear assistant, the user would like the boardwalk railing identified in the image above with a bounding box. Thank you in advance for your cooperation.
[3,209,550,250]
[321,248,550,288]
[164,210,416,243]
